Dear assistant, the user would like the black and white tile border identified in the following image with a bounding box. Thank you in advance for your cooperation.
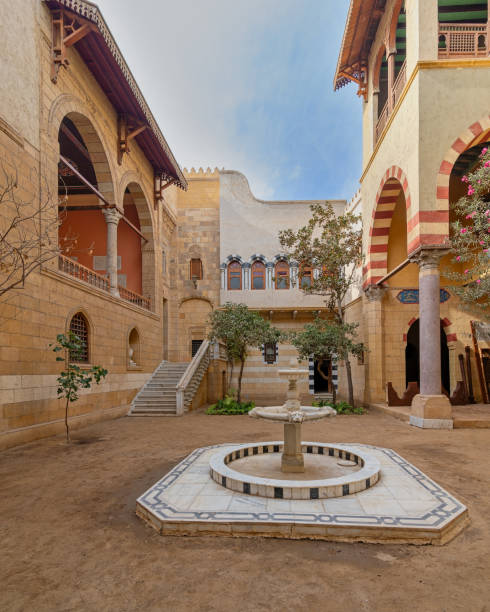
[209,442,380,499]
[136,442,469,544]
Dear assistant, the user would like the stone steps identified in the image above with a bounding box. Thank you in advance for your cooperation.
[128,362,189,416]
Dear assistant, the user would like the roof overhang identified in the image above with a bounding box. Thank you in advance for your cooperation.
[333,0,387,98]
[45,0,187,190]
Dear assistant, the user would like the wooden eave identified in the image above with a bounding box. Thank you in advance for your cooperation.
[45,0,187,190]
[333,0,387,92]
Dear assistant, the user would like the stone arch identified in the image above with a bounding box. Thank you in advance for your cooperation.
[388,0,405,51]
[435,114,490,247]
[119,178,156,301]
[48,93,116,206]
[372,43,387,92]
[127,325,141,367]
[364,165,411,287]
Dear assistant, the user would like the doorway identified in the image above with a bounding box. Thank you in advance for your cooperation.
[314,358,332,393]
[405,319,450,394]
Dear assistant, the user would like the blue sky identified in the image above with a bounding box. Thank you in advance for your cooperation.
[95,0,361,201]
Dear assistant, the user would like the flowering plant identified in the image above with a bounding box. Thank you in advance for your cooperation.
[446,147,490,320]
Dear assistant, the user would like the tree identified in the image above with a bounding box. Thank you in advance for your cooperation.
[208,303,282,403]
[50,332,108,442]
[444,146,490,320]
[0,165,67,299]
[279,202,363,405]
[288,317,365,406]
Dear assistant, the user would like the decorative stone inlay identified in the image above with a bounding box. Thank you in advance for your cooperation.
[396,289,451,304]
[136,443,469,545]
[209,442,380,499]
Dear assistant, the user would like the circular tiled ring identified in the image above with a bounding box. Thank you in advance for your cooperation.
[209,441,380,500]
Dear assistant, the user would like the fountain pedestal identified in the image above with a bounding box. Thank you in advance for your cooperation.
[282,422,304,472]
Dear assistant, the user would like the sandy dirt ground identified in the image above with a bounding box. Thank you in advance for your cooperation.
[1,410,489,612]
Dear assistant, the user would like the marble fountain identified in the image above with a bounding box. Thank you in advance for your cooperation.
[136,358,469,544]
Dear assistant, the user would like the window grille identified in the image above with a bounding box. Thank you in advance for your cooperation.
[69,313,89,363]
[192,340,203,357]
[263,342,278,364]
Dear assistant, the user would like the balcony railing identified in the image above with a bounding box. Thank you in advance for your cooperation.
[118,285,151,310]
[392,61,407,108]
[375,101,389,143]
[375,60,407,143]
[58,254,110,292]
[438,23,488,58]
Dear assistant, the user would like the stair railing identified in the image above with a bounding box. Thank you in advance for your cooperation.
[176,340,211,415]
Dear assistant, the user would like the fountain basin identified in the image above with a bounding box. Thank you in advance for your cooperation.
[249,405,336,422]
[209,441,380,499]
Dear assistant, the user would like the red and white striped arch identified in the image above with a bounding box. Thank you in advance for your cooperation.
[363,165,411,288]
[421,114,490,254]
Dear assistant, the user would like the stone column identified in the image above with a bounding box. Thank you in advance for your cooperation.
[266,262,274,289]
[409,248,452,429]
[102,208,122,297]
[364,285,386,404]
[220,264,226,290]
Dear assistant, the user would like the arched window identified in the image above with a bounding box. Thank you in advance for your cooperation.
[128,328,140,366]
[299,263,312,289]
[69,312,89,363]
[190,258,203,281]
[275,261,289,289]
[251,261,266,290]
[227,260,242,290]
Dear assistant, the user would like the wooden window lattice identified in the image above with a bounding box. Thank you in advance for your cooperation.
[190,258,203,280]
[69,313,89,363]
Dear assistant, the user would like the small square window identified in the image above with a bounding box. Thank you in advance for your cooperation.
[264,342,277,364]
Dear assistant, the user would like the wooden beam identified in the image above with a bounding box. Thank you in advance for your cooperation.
[127,125,147,141]
[59,155,111,206]
[63,23,95,47]
[60,123,91,161]
[120,215,148,243]
[375,258,411,285]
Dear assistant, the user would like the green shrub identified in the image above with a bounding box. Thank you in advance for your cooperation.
[206,393,255,415]
[312,399,364,415]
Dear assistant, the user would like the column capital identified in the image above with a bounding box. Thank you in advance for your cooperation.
[409,247,450,271]
[364,284,387,302]
[102,207,122,225]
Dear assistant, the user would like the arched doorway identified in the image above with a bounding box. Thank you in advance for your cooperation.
[405,319,450,394]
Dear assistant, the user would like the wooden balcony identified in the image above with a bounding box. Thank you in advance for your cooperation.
[439,23,488,58]
[58,254,110,292]
[375,60,407,144]
[118,285,151,311]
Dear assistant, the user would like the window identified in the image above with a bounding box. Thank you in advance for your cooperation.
[264,342,277,364]
[227,260,242,290]
[300,263,312,288]
[162,250,166,274]
[190,258,203,281]
[275,261,289,289]
[192,340,203,357]
[69,312,89,363]
[251,261,266,290]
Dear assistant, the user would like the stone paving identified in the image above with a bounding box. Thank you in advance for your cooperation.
[137,442,469,544]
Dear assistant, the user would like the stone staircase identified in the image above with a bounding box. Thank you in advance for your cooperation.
[128,361,189,416]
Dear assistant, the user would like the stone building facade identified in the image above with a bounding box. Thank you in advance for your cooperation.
[0,0,187,449]
[335,0,490,425]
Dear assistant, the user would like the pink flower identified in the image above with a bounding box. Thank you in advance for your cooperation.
[480,241,485,245]
[476,279,481,284]
[485,161,490,168]
[461,228,467,234]
[482,147,488,155]
[462,175,468,183]
[456,255,461,261]
[464,269,469,274]
[485,210,490,216]
[466,212,476,219]
[468,186,475,196]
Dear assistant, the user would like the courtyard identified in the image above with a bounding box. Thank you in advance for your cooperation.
[1,409,489,611]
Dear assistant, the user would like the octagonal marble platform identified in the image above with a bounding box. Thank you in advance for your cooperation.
[136,442,469,545]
